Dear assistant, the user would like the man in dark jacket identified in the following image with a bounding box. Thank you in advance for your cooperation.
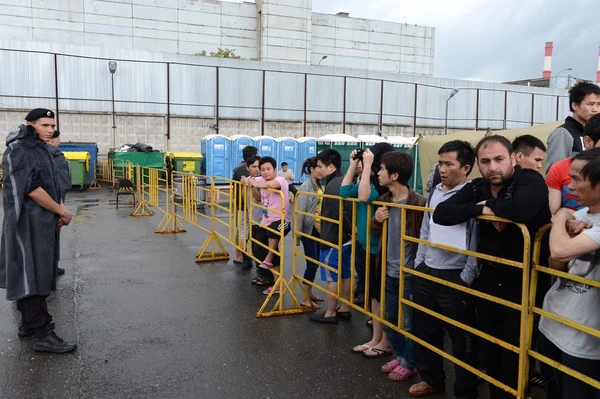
[371,151,426,382]
[232,145,258,266]
[310,149,353,324]
[546,81,600,172]
[47,129,71,276]
[0,108,77,353]
[433,135,551,399]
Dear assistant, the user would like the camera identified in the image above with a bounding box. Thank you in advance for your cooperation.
[352,148,365,161]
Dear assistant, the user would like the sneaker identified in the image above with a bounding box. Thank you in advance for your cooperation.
[17,324,36,338]
[33,331,77,354]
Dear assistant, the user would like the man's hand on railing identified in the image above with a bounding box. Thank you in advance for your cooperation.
[374,206,389,223]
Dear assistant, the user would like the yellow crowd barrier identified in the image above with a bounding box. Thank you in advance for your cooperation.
[527,224,600,393]
[120,166,599,398]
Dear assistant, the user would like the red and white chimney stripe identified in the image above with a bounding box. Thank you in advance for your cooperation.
[596,47,600,83]
[543,42,553,79]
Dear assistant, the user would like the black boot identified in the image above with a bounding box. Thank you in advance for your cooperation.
[18,324,36,338]
[33,324,77,354]
[57,267,65,276]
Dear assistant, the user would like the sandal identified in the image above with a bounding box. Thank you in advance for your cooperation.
[362,347,393,359]
[388,365,417,381]
[233,258,243,264]
[263,286,280,295]
[252,277,273,286]
[351,344,371,354]
[300,299,320,309]
[408,381,443,397]
[258,261,274,269]
[381,359,400,373]
[308,294,324,302]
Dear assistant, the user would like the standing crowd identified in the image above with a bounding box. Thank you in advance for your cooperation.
[1,81,598,398]
[231,81,600,399]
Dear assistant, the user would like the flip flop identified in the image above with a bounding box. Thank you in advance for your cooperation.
[351,344,372,354]
[362,347,393,358]
[233,258,243,264]
[408,381,443,397]
[258,261,274,269]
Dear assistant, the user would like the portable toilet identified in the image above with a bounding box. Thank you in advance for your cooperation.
[358,134,389,149]
[317,134,360,175]
[59,142,98,186]
[230,134,254,174]
[387,136,421,193]
[276,137,300,183]
[254,136,277,160]
[200,134,231,183]
[297,137,317,183]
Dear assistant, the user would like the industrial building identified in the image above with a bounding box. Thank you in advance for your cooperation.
[0,1,587,155]
[0,0,435,75]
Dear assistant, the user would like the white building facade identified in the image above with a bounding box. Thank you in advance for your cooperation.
[0,0,435,75]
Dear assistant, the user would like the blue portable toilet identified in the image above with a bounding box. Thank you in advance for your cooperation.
[254,136,277,160]
[59,142,98,186]
[229,134,254,174]
[297,137,317,183]
[276,137,300,183]
[200,134,231,183]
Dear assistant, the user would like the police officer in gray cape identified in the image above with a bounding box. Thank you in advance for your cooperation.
[0,108,77,353]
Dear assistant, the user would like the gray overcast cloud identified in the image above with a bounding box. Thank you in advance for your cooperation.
[312,0,599,83]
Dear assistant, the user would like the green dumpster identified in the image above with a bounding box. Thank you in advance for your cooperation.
[317,134,360,175]
[108,151,165,184]
[64,151,90,190]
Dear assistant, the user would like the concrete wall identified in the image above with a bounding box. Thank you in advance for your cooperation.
[258,0,312,65]
[0,108,463,156]
[0,0,259,59]
[0,0,434,75]
[311,13,435,75]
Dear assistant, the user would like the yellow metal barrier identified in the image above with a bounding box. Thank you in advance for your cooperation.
[527,224,600,393]
[291,192,534,398]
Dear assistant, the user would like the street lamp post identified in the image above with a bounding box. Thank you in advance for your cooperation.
[318,55,328,65]
[108,61,118,149]
[444,88,460,135]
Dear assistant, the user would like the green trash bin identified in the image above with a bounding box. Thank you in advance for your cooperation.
[317,134,360,175]
[64,151,90,190]
[168,152,205,207]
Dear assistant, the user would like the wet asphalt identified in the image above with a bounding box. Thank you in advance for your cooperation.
[0,188,544,399]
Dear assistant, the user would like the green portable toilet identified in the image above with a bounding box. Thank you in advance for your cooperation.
[387,136,422,194]
[357,134,389,149]
[63,151,90,190]
[317,134,360,175]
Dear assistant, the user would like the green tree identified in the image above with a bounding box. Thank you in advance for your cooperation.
[195,48,243,59]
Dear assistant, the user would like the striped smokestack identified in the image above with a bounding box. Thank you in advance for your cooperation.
[597,47,600,83]
[543,42,553,78]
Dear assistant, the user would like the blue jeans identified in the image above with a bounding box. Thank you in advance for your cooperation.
[385,275,416,369]
[300,230,320,283]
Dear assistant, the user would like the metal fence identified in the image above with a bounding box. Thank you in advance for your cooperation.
[0,47,570,137]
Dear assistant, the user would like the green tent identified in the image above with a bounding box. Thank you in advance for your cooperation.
[417,121,563,193]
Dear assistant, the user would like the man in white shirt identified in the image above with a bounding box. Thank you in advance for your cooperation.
[278,162,297,198]
[539,148,600,399]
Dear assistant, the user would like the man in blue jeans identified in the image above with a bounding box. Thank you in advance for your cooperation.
[371,151,426,382]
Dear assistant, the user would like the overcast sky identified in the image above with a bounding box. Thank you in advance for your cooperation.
[312,0,598,83]
[245,0,599,83]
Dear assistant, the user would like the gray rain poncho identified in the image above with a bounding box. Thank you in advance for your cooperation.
[47,144,72,201]
[0,125,61,301]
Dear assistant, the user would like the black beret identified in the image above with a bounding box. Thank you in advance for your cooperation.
[25,108,55,122]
